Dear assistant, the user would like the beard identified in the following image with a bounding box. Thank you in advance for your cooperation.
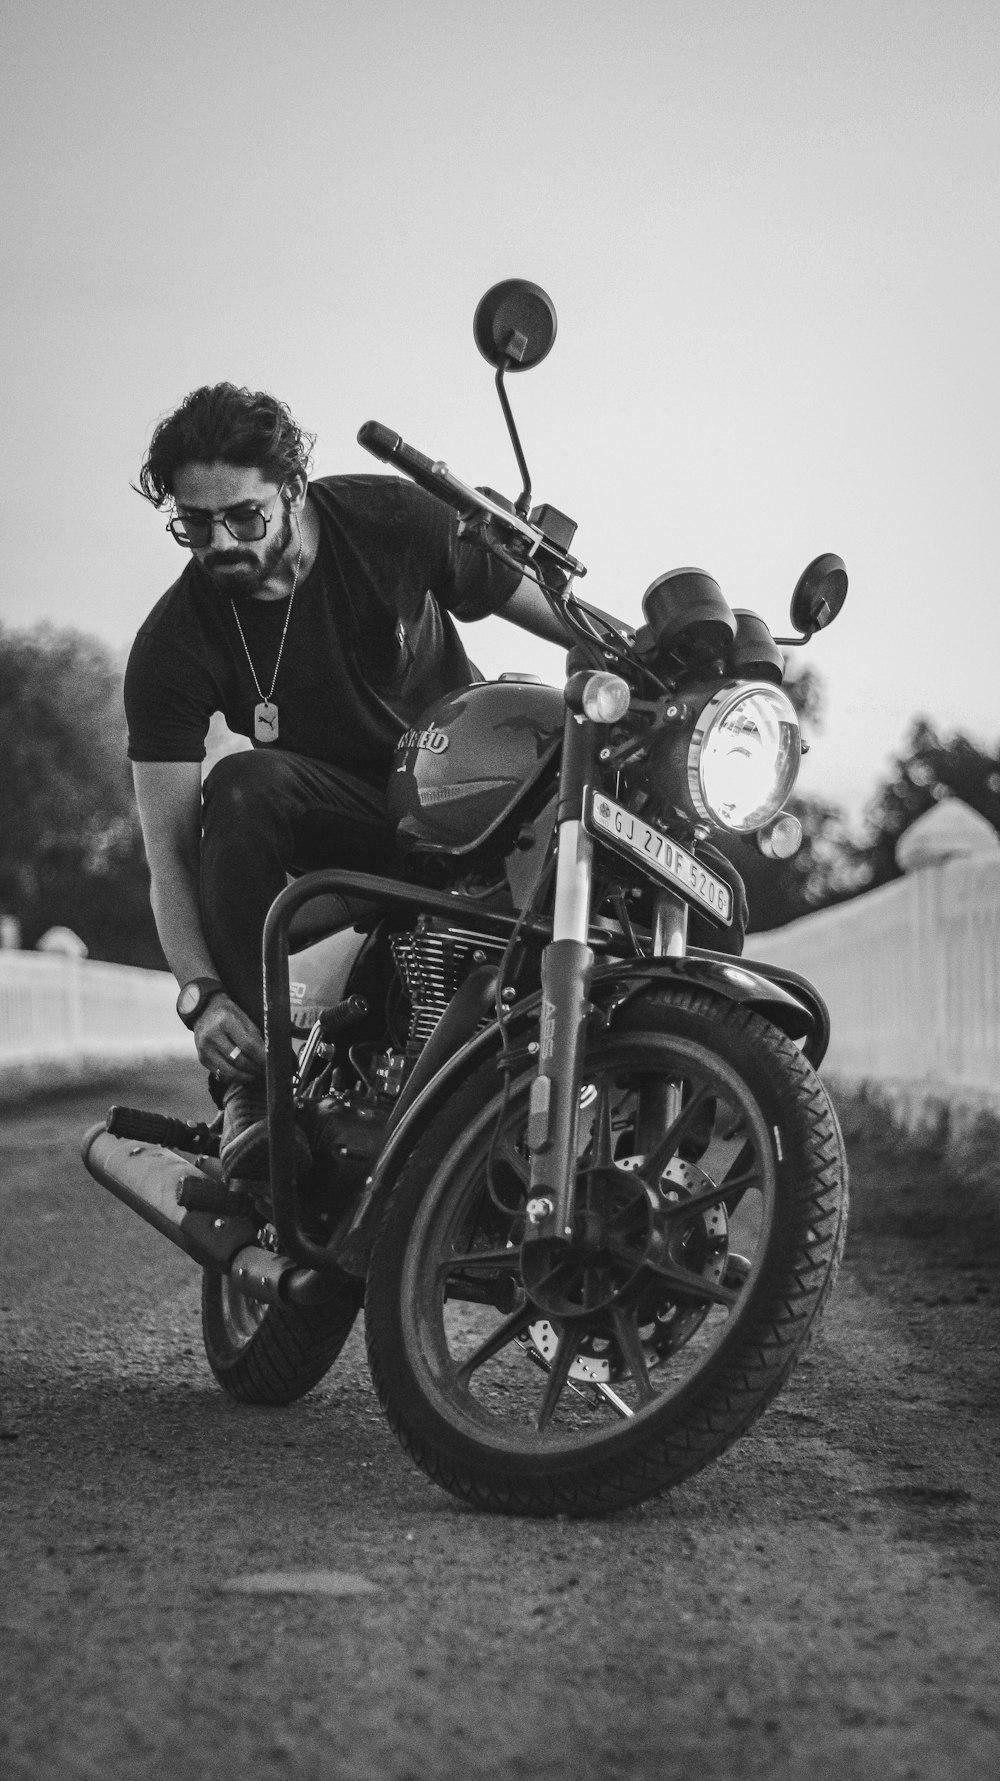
[202,506,293,601]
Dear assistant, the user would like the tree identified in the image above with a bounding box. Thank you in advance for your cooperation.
[0,623,165,967]
[849,717,1000,891]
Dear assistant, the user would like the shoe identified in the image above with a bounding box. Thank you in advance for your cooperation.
[219,1081,312,1186]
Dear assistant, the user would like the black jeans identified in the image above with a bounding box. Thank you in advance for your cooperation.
[201,749,397,1031]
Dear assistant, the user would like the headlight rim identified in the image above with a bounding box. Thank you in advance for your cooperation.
[687,679,801,834]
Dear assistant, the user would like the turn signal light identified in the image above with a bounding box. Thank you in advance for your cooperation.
[581,673,631,723]
[757,813,803,859]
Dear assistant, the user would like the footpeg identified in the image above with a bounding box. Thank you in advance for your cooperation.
[106,1106,220,1156]
[175,1177,252,1217]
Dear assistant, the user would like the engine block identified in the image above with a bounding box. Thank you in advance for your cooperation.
[391,919,506,1049]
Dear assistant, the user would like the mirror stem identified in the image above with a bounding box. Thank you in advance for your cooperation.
[495,362,533,516]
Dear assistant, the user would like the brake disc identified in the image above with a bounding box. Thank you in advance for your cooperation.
[526,1155,728,1384]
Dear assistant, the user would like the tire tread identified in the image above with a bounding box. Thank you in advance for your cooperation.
[201,1276,363,1407]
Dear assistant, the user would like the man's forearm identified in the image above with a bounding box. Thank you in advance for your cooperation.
[149,854,267,1071]
[149,860,218,988]
[497,576,576,646]
[498,575,631,650]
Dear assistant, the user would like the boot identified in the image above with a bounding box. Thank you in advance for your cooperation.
[219,1080,312,1187]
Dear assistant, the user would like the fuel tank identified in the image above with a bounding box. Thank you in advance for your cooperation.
[387,680,564,852]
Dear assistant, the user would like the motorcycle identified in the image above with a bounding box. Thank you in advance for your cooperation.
[82,279,849,1517]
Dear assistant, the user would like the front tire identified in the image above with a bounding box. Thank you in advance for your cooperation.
[201,1270,363,1406]
[365,987,848,1515]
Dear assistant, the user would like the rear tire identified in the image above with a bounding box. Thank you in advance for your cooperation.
[201,1270,363,1406]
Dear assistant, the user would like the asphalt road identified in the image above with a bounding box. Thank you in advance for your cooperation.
[2,1060,999,1781]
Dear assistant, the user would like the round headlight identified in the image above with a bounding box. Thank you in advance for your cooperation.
[688,683,801,833]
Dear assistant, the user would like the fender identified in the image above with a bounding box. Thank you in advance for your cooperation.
[599,953,825,1054]
[332,951,820,1276]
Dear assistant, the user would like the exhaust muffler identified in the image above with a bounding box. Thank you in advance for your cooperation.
[80,1125,337,1305]
[81,1124,257,1267]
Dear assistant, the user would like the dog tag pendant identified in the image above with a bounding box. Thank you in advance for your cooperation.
[254,700,279,743]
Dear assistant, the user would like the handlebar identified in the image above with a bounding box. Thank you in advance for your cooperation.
[357,419,640,661]
[357,419,583,576]
[357,421,471,505]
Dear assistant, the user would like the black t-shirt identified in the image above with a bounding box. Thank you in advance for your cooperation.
[124,475,520,784]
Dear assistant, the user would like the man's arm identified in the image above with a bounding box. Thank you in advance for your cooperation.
[132,761,265,1078]
[497,576,634,651]
[496,576,576,646]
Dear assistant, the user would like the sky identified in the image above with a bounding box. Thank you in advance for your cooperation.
[2,0,998,828]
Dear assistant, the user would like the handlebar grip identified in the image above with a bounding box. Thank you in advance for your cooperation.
[356,420,402,463]
[357,421,440,482]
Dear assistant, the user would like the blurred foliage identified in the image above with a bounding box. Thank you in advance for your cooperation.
[0,623,165,967]
[848,716,1000,892]
[781,658,824,734]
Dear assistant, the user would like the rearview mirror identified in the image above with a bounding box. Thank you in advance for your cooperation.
[473,280,557,371]
[789,553,848,637]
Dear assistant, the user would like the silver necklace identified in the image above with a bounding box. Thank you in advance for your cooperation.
[230,522,303,744]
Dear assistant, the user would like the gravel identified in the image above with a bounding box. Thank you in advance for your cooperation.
[2,1062,998,1781]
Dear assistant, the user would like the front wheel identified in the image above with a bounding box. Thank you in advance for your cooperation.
[365,987,848,1516]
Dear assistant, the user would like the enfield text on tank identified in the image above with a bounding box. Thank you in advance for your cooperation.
[83,281,849,1517]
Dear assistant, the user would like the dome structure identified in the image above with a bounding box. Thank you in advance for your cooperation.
[36,926,88,957]
[895,798,1000,873]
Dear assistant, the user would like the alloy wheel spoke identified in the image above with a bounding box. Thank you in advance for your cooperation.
[535,1324,583,1430]
[455,1303,536,1387]
[643,1260,739,1308]
[494,1133,531,1186]
[635,1083,713,1189]
[523,1256,579,1298]
[658,1170,763,1226]
[697,1130,751,1186]
[437,1244,523,1281]
[608,1196,650,1240]
[582,1265,615,1313]
[610,1307,657,1403]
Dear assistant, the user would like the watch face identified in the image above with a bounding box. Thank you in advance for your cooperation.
[178,982,203,1018]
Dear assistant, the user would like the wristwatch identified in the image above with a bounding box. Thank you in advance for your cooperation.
[176,976,225,1030]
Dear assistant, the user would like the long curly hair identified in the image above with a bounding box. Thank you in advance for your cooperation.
[135,384,316,507]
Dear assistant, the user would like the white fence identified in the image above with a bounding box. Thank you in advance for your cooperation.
[0,952,193,1099]
[751,852,1000,1126]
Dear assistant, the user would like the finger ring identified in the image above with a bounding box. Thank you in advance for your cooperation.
[228,1045,242,1062]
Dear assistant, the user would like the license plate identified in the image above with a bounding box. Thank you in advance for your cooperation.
[586,790,733,925]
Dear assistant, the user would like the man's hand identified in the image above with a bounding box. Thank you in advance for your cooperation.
[193,992,266,1082]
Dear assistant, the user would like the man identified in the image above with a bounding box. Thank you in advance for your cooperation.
[127,381,569,1184]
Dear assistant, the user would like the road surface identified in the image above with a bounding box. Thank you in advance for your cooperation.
[2,1061,998,1780]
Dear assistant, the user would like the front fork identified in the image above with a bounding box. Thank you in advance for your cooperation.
[640,888,688,1147]
[524,712,688,1243]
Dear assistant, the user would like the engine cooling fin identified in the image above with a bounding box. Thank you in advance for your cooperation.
[391,919,507,1048]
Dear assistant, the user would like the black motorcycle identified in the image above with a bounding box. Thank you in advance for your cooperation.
[83,280,848,1516]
